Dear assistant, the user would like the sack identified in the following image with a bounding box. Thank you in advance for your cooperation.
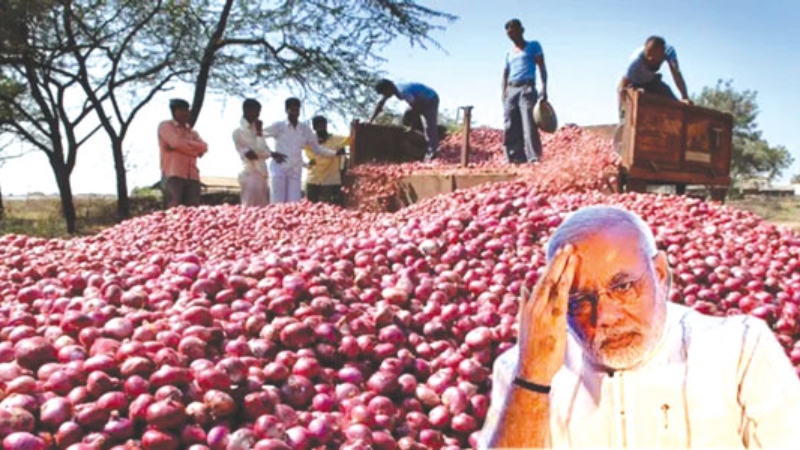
[533,99,558,133]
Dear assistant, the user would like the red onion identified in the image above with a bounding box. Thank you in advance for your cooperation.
[180,424,207,446]
[206,425,229,450]
[195,368,232,392]
[279,322,315,349]
[13,337,57,370]
[253,415,284,439]
[123,374,150,398]
[243,391,275,420]
[55,421,83,449]
[284,426,310,449]
[0,407,36,436]
[366,370,400,396]
[2,432,46,450]
[185,401,212,427]
[39,396,72,430]
[74,403,110,430]
[150,365,191,388]
[96,391,128,412]
[142,429,180,450]
[146,399,187,431]
[103,414,134,441]
[86,370,119,397]
[262,362,290,383]
[128,393,155,423]
[372,430,397,450]
[120,356,156,378]
[253,439,291,450]
[280,375,315,408]
[307,416,334,443]
[203,389,236,419]
[215,357,247,385]
[450,412,478,433]
[292,356,320,379]
[428,405,450,429]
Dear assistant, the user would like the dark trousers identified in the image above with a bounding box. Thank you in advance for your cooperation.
[634,74,677,100]
[503,83,542,163]
[306,184,343,205]
[162,176,201,208]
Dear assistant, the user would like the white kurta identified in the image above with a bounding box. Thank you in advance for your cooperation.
[263,120,336,203]
[232,118,271,206]
[479,302,800,449]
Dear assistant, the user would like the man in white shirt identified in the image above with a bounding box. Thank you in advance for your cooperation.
[263,97,343,203]
[481,205,800,449]
[232,98,284,206]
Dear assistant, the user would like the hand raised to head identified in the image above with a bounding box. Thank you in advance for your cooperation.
[516,245,579,384]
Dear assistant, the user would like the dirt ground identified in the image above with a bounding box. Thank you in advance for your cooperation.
[727,197,800,232]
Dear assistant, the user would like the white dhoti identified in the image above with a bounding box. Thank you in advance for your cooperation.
[239,170,269,206]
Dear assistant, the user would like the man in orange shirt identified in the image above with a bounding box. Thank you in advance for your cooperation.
[157,99,208,208]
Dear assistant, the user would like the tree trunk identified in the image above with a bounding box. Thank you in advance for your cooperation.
[111,141,130,220]
[0,183,4,221]
[48,156,77,234]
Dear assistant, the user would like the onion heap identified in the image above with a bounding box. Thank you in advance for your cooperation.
[0,126,797,449]
[344,125,621,212]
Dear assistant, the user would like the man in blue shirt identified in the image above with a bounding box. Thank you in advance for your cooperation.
[369,79,440,162]
[618,36,691,106]
[502,18,548,164]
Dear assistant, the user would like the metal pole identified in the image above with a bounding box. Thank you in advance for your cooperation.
[460,106,473,168]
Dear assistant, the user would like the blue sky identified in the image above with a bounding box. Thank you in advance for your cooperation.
[2,0,799,195]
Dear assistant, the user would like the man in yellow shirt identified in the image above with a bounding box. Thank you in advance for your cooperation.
[304,116,349,205]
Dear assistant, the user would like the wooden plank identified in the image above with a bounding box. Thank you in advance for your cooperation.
[453,173,518,190]
[627,167,730,185]
[396,174,455,206]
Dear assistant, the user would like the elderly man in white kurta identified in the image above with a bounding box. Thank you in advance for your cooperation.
[232,98,275,206]
[262,97,342,204]
[481,205,800,449]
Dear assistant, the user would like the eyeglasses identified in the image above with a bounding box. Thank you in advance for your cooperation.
[567,268,650,318]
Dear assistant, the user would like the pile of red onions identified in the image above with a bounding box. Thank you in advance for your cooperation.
[344,125,621,212]
[0,126,797,449]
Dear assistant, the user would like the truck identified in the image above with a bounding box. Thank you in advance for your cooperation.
[615,89,734,200]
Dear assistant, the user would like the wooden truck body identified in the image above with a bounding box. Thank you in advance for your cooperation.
[618,90,734,199]
[348,122,426,166]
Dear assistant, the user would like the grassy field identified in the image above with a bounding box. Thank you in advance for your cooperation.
[1,193,799,239]
[727,197,800,231]
[0,195,165,237]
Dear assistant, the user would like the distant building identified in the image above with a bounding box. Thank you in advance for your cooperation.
[200,176,240,193]
[735,177,796,198]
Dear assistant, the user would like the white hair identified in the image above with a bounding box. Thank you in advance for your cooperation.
[545,205,657,263]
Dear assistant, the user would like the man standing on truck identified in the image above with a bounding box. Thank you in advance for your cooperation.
[618,36,691,106]
[502,18,547,164]
[368,79,440,162]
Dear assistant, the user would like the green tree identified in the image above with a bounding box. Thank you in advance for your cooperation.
[693,79,794,184]
[791,173,800,185]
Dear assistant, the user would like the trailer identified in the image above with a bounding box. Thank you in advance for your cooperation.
[348,121,427,166]
[616,89,734,201]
